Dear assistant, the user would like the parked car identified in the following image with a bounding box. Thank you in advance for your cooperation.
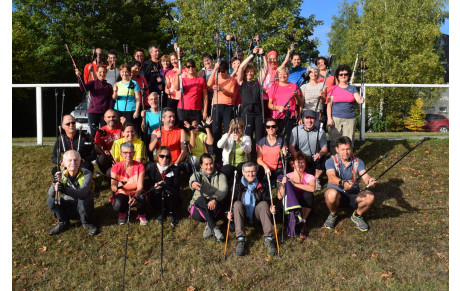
[70,100,90,133]
[423,114,449,132]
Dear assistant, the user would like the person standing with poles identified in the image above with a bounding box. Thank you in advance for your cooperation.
[237,46,267,146]
[323,136,376,231]
[226,162,278,256]
[207,60,239,165]
[113,64,141,127]
[188,153,228,241]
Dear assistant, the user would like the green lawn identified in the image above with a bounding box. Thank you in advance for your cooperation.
[12,139,448,289]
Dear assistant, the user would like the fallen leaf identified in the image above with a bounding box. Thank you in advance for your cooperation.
[186,287,195,291]
[437,252,445,259]
[143,259,149,265]
[40,246,47,253]
[371,253,379,258]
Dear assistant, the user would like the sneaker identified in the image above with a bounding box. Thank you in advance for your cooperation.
[82,223,98,236]
[315,179,322,191]
[213,227,224,242]
[264,237,277,256]
[351,212,369,231]
[49,221,69,235]
[118,212,127,225]
[139,215,148,226]
[235,237,245,256]
[156,214,165,224]
[324,213,337,229]
[203,224,213,239]
[170,215,179,227]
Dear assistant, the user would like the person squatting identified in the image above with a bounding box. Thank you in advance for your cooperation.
[49,40,378,257]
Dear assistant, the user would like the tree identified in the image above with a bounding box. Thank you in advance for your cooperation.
[172,0,322,67]
[405,98,425,131]
[327,0,447,129]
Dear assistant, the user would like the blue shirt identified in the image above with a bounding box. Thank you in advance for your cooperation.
[145,109,160,134]
[114,81,141,112]
[288,66,307,87]
[325,155,366,194]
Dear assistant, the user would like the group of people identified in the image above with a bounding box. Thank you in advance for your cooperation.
[48,39,376,257]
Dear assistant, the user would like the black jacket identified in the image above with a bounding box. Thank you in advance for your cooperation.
[51,132,96,164]
[233,179,271,206]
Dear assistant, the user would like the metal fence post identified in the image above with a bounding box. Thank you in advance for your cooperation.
[361,85,366,141]
[36,87,43,145]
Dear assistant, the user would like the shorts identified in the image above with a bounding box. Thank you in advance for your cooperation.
[339,191,359,209]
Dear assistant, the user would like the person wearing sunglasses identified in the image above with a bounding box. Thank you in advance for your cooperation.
[145,146,181,226]
[110,142,147,225]
[256,118,287,182]
[217,118,251,185]
[174,59,208,125]
[51,115,96,175]
[83,47,107,83]
[327,64,364,148]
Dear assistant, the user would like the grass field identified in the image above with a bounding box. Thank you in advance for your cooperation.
[12,138,449,290]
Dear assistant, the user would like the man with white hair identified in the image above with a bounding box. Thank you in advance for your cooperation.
[47,150,97,236]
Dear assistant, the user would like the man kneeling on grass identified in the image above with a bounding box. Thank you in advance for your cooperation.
[47,150,98,236]
[227,162,277,256]
[324,136,376,231]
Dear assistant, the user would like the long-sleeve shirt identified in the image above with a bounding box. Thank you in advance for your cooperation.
[51,133,96,165]
[78,77,113,114]
[48,167,93,201]
[217,134,251,166]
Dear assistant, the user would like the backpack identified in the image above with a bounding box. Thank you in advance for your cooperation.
[332,154,359,183]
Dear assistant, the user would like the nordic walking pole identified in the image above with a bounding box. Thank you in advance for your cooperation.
[122,193,132,290]
[214,32,220,126]
[65,44,87,95]
[350,49,360,84]
[55,89,61,205]
[267,171,281,258]
[223,170,237,261]
[366,138,428,187]
[160,185,165,276]
[353,153,389,183]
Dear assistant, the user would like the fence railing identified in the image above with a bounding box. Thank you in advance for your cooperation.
[13,83,449,145]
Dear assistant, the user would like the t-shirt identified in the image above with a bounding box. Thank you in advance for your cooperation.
[325,155,366,194]
[114,80,141,112]
[257,136,287,170]
[106,69,120,87]
[228,142,247,167]
[111,138,145,162]
[207,73,239,106]
[268,83,300,119]
[178,75,207,110]
[111,161,145,196]
[318,73,336,97]
[288,66,307,87]
[287,172,316,196]
[145,109,161,134]
[153,126,182,162]
[328,85,359,119]
[263,66,278,100]
[133,76,149,108]
[239,80,262,115]
[300,82,326,112]
[189,131,207,159]
[94,124,122,151]
[290,125,327,157]
[84,63,108,83]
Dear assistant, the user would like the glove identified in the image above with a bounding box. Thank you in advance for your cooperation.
[57,183,66,194]
[53,175,59,183]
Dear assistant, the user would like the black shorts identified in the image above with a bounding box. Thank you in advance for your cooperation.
[339,191,359,209]
[306,155,326,174]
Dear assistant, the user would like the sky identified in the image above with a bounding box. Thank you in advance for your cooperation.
[301,0,450,57]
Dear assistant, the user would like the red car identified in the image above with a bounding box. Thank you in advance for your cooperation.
[423,114,449,132]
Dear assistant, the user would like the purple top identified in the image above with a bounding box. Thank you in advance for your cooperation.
[78,78,113,113]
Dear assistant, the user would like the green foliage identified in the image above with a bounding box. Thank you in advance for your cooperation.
[174,0,322,66]
[327,0,447,120]
[12,0,172,83]
[405,98,425,131]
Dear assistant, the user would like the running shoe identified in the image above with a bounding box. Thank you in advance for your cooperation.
[351,212,369,231]
[324,213,337,229]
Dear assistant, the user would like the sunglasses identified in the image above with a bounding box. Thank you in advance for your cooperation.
[186,65,196,68]
[339,73,349,77]
[64,121,76,126]
[265,125,277,129]
[159,154,171,159]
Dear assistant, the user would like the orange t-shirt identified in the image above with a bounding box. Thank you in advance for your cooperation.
[153,126,182,162]
[207,73,239,106]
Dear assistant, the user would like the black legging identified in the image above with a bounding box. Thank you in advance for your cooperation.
[88,112,107,138]
[241,113,264,144]
[112,193,147,215]
[148,188,181,215]
[190,196,222,229]
[211,104,235,162]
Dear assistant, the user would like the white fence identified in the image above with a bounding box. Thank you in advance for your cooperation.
[12,83,449,145]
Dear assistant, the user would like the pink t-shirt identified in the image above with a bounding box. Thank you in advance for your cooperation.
[178,75,207,110]
[111,161,145,196]
[268,83,300,119]
[287,172,315,186]
[263,66,278,100]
